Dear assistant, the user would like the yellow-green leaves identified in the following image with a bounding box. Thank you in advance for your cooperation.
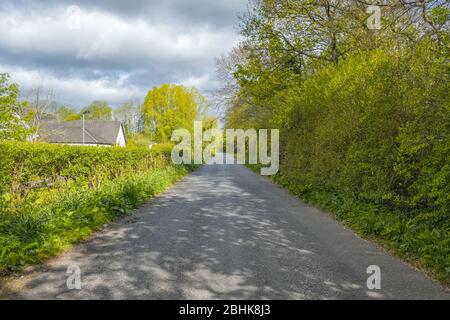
[0,73,32,141]
[80,100,113,120]
[142,84,206,142]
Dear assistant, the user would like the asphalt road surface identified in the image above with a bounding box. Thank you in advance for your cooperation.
[2,160,449,299]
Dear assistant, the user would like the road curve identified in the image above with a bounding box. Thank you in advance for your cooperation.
[3,162,449,299]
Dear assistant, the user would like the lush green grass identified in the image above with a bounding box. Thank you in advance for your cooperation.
[0,165,195,274]
[247,164,450,286]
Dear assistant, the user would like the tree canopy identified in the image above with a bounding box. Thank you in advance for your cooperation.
[55,105,81,121]
[81,100,113,120]
[142,84,208,142]
[0,73,31,140]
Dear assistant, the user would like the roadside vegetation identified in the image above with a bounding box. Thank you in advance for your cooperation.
[0,75,209,274]
[0,142,196,274]
[221,1,449,285]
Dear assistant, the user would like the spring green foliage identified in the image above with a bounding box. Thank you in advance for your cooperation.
[282,43,449,212]
[225,1,450,283]
[127,133,158,147]
[143,84,207,142]
[0,165,192,273]
[0,73,32,140]
[0,141,195,273]
[55,106,81,121]
[0,141,173,212]
[81,100,113,120]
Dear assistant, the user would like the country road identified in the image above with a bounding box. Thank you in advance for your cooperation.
[2,160,449,300]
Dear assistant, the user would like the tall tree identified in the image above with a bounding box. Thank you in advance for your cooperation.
[219,0,449,130]
[114,102,142,135]
[142,84,206,142]
[0,73,31,140]
[25,86,56,133]
[240,0,366,67]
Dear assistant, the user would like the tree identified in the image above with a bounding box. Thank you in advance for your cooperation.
[81,101,112,120]
[114,102,142,135]
[0,73,31,140]
[240,0,367,67]
[142,84,206,142]
[357,0,450,46]
[220,0,449,130]
[218,0,449,207]
[24,86,57,134]
[215,46,249,120]
[55,105,81,121]
[240,0,448,69]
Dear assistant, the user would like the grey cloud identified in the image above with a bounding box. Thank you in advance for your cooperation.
[0,0,247,108]
[2,0,247,30]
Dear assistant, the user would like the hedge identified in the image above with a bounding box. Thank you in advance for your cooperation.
[0,165,193,273]
[0,141,195,273]
[0,141,173,213]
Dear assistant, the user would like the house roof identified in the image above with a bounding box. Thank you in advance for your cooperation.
[39,120,124,145]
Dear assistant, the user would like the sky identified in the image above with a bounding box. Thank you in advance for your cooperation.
[0,0,247,109]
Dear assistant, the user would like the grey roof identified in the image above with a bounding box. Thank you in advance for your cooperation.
[39,120,124,145]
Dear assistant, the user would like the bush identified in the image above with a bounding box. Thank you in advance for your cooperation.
[0,141,195,273]
[0,166,193,273]
[0,141,172,212]
[282,43,449,212]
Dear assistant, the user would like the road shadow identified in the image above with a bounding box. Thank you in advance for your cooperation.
[4,164,447,300]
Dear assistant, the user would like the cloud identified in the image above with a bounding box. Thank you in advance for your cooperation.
[2,63,143,107]
[3,0,247,30]
[0,0,246,108]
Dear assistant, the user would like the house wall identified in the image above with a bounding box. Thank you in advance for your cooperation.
[116,126,126,147]
[66,143,111,147]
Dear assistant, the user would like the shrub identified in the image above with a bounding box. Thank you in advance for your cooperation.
[0,141,196,273]
[282,42,449,213]
[0,142,172,212]
[0,166,193,272]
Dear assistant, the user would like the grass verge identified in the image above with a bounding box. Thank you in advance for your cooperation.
[0,165,196,275]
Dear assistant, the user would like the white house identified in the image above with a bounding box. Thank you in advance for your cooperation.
[38,120,127,147]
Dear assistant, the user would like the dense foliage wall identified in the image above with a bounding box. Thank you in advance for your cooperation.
[0,142,172,213]
[281,43,449,214]
[0,142,194,273]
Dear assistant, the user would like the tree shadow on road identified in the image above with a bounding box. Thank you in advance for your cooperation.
[5,164,391,300]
